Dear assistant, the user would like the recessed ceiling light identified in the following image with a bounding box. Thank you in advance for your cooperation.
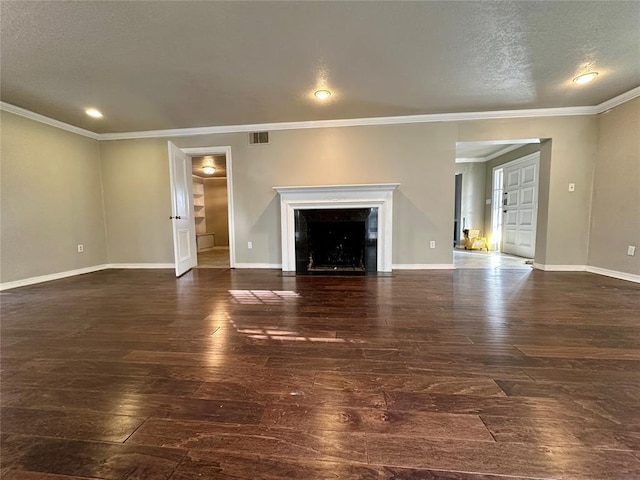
[573,72,598,85]
[314,89,331,100]
[85,108,103,118]
[202,166,215,175]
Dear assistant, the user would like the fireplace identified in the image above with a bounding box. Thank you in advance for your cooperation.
[273,184,399,273]
[295,208,378,274]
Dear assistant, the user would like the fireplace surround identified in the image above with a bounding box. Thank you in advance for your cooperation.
[273,184,399,273]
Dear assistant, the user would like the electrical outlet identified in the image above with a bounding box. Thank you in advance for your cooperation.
[77,244,84,253]
[628,245,636,256]
[568,183,575,192]
[247,241,253,249]
[430,241,436,249]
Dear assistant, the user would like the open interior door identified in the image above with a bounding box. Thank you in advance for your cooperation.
[168,142,197,276]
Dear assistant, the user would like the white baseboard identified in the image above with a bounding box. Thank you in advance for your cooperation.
[586,266,640,284]
[533,263,587,272]
[0,264,109,291]
[0,263,174,291]
[106,263,174,269]
[3,262,635,291]
[234,263,283,269]
[393,264,455,270]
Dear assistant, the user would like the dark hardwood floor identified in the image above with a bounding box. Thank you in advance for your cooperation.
[1,268,639,479]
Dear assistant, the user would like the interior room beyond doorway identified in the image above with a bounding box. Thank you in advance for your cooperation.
[192,154,230,269]
[454,139,541,268]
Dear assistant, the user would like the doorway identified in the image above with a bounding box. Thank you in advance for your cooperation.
[454,140,542,268]
[191,154,231,268]
[169,145,236,275]
[453,174,462,247]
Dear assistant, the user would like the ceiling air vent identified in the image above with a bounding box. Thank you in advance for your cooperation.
[249,131,269,145]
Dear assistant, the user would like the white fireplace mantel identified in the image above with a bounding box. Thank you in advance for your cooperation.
[273,183,400,272]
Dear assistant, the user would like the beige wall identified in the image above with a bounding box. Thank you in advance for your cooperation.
[455,162,487,236]
[588,97,640,275]
[0,112,107,282]
[99,138,174,264]
[7,103,636,281]
[204,177,229,246]
[95,115,599,268]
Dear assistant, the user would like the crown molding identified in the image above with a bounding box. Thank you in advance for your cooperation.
[455,157,486,163]
[98,106,598,141]
[3,85,639,142]
[596,85,640,113]
[0,102,100,140]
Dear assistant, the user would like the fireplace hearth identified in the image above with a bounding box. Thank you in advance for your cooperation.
[294,208,377,275]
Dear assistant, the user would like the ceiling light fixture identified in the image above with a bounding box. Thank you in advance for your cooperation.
[202,166,215,175]
[573,72,598,85]
[85,108,103,118]
[314,89,331,100]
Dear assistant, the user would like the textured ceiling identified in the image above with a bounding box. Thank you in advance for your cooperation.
[1,1,639,133]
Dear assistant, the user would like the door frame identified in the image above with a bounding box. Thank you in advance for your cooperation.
[179,145,236,268]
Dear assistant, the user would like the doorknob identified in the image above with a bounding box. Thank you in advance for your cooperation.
[169,216,182,220]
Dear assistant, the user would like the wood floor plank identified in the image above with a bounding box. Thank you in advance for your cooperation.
[260,404,494,441]
[383,392,619,426]
[366,435,640,479]
[0,407,145,443]
[480,415,640,450]
[516,345,640,361]
[126,418,367,463]
[313,371,506,397]
[171,451,540,480]
[0,434,185,479]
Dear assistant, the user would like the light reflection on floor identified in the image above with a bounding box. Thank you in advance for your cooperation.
[229,289,301,304]
[454,250,533,269]
[227,289,348,343]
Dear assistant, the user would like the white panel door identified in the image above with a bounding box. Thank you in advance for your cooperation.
[168,142,197,276]
[502,154,539,258]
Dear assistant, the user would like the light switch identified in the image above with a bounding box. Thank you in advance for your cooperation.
[568,183,575,192]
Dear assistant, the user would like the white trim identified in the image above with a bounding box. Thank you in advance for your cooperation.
[533,263,587,271]
[97,108,596,141]
[586,266,640,284]
[105,263,174,269]
[0,265,109,291]
[4,86,639,141]
[393,264,455,270]
[234,263,282,269]
[0,102,100,140]
[274,183,399,273]
[182,146,236,269]
[455,157,487,163]
[596,86,640,113]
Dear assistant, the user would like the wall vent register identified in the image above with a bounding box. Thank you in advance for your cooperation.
[249,131,269,145]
